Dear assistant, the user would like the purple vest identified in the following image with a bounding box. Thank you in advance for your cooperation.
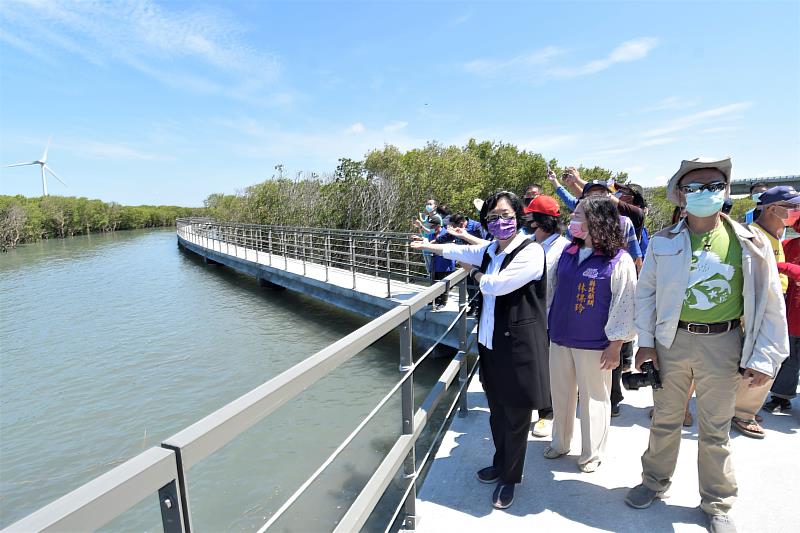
[548,246,625,350]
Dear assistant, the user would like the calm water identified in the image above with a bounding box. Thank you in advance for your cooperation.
[0,229,451,531]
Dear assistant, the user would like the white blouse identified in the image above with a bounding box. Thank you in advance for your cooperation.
[441,233,545,350]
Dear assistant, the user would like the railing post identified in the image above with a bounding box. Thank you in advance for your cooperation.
[325,231,330,283]
[374,239,379,278]
[350,235,356,289]
[284,231,288,270]
[385,240,392,298]
[268,229,273,266]
[404,244,410,284]
[399,315,416,530]
[158,479,187,533]
[302,232,307,277]
[458,277,469,417]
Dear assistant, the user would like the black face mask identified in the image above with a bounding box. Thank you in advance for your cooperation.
[524,196,534,204]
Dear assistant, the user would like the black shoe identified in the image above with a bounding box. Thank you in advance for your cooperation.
[476,466,499,484]
[492,482,515,509]
[611,404,621,417]
[763,397,792,413]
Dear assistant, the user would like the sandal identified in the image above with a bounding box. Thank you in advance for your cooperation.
[731,416,765,439]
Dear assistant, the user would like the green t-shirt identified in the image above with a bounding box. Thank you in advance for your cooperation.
[680,221,744,323]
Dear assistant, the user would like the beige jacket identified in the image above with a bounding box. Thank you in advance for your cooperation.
[635,215,789,377]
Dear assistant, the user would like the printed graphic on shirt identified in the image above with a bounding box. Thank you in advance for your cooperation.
[680,221,743,323]
[685,250,734,310]
[582,268,599,279]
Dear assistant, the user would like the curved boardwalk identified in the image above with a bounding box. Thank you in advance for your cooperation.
[417,375,798,532]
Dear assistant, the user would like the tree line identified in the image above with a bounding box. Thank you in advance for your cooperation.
[2,139,757,250]
[203,139,756,233]
[0,194,203,250]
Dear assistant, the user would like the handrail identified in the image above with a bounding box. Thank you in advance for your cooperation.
[175,218,433,290]
[5,221,480,532]
[3,448,185,532]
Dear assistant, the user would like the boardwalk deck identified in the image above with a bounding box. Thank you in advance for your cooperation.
[416,374,799,532]
[178,230,472,349]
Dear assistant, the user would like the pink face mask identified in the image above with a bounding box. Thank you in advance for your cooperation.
[569,220,588,239]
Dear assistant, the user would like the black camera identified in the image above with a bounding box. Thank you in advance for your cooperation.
[622,361,662,391]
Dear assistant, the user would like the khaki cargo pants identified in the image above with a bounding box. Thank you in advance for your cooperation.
[641,328,741,515]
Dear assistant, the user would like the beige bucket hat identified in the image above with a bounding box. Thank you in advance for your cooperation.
[666,156,732,205]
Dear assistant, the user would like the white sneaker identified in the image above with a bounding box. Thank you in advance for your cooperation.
[531,418,552,438]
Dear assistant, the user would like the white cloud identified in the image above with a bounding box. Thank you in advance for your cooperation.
[642,102,752,138]
[642,96,698,113]
[452,13,472,26]
[346,122,366,134]
[0,0,282,100]
[383,121,409,133]
[548,37,659,78]
[699,126,741,135]
[593,136,678,156]
[462,46,563,77]
[462,38,658,83]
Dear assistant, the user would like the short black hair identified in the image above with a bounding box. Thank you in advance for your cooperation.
[750,182,768,193]
[448,213,467,227]
[479,190,525,231]
[525,184,543,195]
[622,183,647,208]
[530,212,562,234]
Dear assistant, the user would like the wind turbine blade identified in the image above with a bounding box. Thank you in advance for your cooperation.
[44,165,67,186]
[5,161,38,167]
[42,136,52,163]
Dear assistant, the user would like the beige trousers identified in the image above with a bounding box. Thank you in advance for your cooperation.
[734,376,775,420]
[641,328,742,515]
[549,342,612,466]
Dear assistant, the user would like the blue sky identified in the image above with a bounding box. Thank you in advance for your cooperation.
[1,0,798,207]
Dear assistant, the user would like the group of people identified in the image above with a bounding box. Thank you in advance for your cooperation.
[410,157,795,533]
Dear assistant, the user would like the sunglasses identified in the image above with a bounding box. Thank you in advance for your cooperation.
[678,181,726,194]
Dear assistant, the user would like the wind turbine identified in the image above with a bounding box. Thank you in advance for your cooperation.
[5,138,67,196]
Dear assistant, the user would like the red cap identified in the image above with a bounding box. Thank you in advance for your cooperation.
[524,195,560,216]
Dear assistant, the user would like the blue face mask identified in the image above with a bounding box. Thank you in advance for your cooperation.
[685,189,726,217]
[425,204,434,213]
[751,192,762,202]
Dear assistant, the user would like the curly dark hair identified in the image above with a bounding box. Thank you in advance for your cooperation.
[574,196,626,257]
[480,190,525,232]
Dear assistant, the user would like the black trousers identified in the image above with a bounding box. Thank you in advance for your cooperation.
[486,393,532,484]
[611,341,634,406]
[432,271,450,306]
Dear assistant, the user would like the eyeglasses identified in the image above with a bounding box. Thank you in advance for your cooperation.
[678,181,726,194]
[486,213,516,223]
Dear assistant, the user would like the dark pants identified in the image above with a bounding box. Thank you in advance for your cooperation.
[771,335,800,399]
[433,271,451,306]
[486,393,532,484]
[611,341,634,407]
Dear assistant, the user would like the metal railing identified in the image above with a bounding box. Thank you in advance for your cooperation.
[4,226,479,532]
[175,218,433,297]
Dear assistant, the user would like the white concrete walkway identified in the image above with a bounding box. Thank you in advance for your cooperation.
[416,375,799,532]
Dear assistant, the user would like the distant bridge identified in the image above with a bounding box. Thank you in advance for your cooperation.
[729,175,800,194]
